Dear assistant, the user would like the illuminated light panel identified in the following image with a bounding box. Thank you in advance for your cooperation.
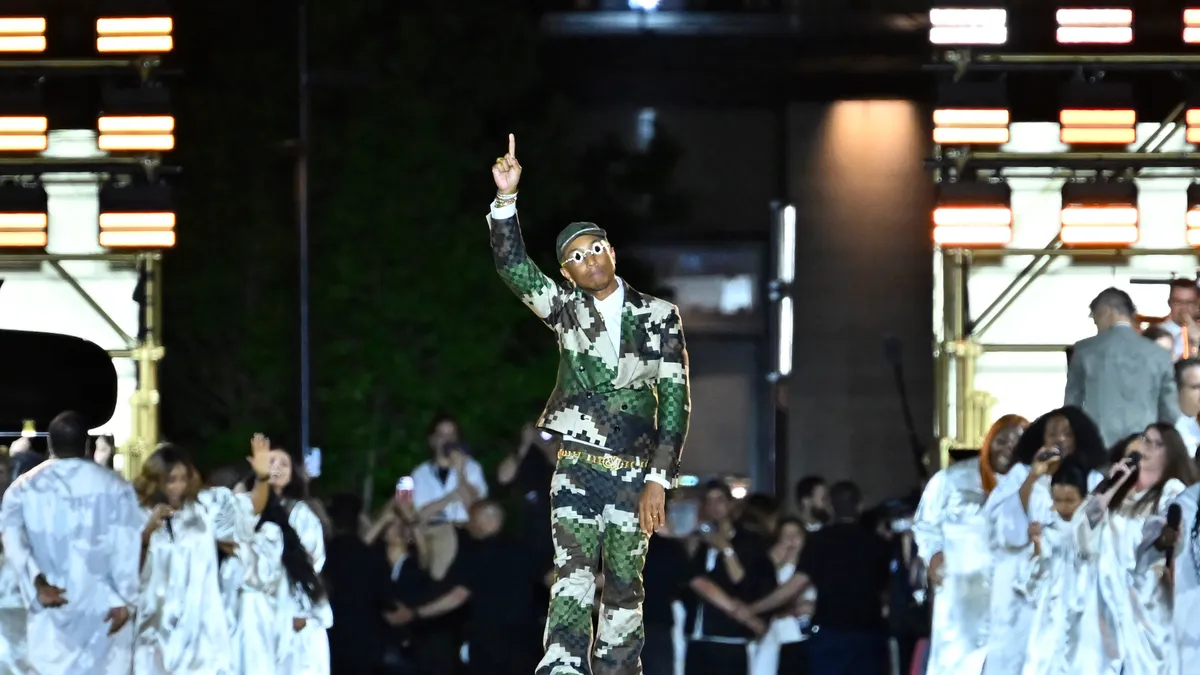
[1059,108,1136,145]
[0,115,47,151]
[932,108,1010,145]
[1186,9,1200,43]
[929,8,1008,45]
[1056,8,1133,44]
[98,211,175,248]
[96,17,173,53]
[0,17,45,52]
[933,206,1013,247]
[0,212,46,247]
[1187,207,1200,246]
[1060,206,1139,245]
[1187,109,1200,144]
[97,115,175,151]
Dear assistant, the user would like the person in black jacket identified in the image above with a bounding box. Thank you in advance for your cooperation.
[324,493,393,674]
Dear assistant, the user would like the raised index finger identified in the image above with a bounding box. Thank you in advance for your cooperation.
[508,133,516,158]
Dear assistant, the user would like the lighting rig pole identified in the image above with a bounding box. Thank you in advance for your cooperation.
[297,0,313,467]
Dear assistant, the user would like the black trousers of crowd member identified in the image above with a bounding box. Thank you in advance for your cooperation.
[779,640,812,675]
[643,622,675,675]
[685,640,748,675]
[806,630,887,675]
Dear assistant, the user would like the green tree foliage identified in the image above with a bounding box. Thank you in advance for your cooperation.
[305,0,580,499]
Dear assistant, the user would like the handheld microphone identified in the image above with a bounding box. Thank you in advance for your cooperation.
[1166,503,1183,568]
[1091,451,1143,495]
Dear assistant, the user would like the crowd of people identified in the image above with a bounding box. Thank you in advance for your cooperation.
[914,282,1200,675]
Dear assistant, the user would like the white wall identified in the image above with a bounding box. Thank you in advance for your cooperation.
[944,121,1196,427]
[0,131,138,440]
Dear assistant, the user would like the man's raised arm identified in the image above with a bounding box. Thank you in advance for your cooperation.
[647,307,691,487]
[488,134,565,326]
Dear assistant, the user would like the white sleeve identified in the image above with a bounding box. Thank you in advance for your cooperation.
[0,483,40,606]
[467,459,489,499]
[911,469,949,565]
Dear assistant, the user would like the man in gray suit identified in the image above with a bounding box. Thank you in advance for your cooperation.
[1065,287,1182,447]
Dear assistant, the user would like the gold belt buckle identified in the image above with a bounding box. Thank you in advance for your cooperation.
[598,454,623,471]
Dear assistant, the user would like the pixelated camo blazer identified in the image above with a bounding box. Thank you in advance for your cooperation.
[488,211,691,486]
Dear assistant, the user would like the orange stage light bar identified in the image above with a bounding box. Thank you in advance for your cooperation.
[0,212,46,247]
[1187,109,1200,144]
[0,116,46,152]
[1056,8,1133,44]
[933,108,1010,145]
[96,17,172,53]
[1186,9,1200,43]
[1187,184,1200,248]
[933,182,1012,248]
[928,8,1007,45]
[0,17,45,52]
[1060,182,1139,246]
[1059,108,1136,145]
[98,211,175,248]
[97,115,174,151]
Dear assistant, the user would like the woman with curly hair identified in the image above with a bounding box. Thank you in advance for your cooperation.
[132,436,272,674]
[912,414,1026,675]
[981,406,1107,675]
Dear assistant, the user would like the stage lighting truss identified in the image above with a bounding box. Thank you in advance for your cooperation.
[96,16,172,54]
[0,181,47,248]
[929,6,1008,46]
[0,17,45,53]
[99,180,174,248]
[97,87,173,152]
[1056,7,1133,44]
[1060,181,1139,247]
[933,181,1013,248]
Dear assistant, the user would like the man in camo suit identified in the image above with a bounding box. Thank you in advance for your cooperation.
[488,134,691,675]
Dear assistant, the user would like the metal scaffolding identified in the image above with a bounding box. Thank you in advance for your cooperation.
[930,51,1200,468]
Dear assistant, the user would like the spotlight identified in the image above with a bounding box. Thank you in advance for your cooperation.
[929,2,1007,46]
[629,0,660,9]
[0,89,46,152]
[98,181,174,248]
[0,17,45,52]
[0,182,48,248]
[1186,183,1200,247]
[1187,9,1200,43]
[97,87,173,152]
[1059,82,1136,145]
[96,16,172,53]
[933,181,1013,248]
[1060,181,1138,247]
[1056,6,1133,44]
[933,82,1010,145]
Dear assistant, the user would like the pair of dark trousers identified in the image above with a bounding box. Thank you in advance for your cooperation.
[684,641,747,675]
[537,447,650,675]
[806,630,887,675]
[641,622,674,675]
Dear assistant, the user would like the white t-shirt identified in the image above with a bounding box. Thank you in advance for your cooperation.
[1177,414,1200,458]
[410,457,489,523]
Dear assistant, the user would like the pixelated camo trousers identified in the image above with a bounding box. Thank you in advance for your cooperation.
[537,441,650,675]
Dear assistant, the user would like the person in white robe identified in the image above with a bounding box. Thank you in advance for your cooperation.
[1018,457,1093,675]
[1170,481,1200,674]
[0,452,28,674]
[226,474,287,675]
[1076,422,1193,675]
[265,448,331,675]
[982,406,1108,675]
[0,410,143,675]
[914,414,1026,675]
[130,437,273,674]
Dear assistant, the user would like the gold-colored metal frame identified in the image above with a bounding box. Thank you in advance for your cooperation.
[0,251,162,479]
